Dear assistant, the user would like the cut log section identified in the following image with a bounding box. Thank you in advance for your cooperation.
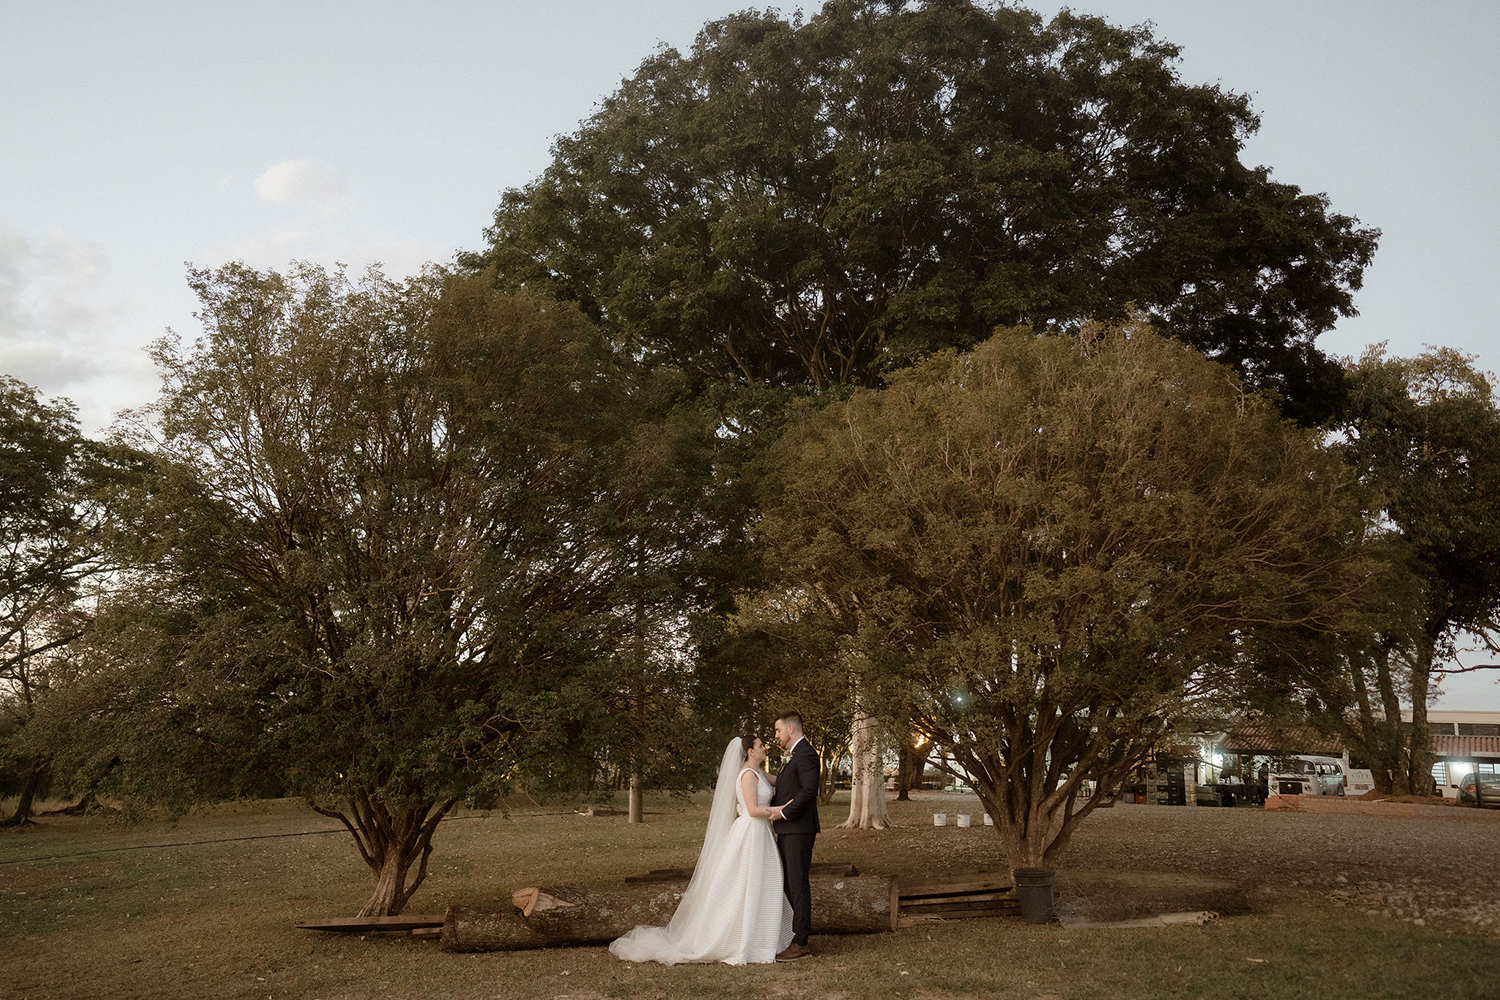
[623,861,858,883]
[442,874,898,953]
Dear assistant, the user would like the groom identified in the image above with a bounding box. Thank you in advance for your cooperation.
[769,711,819,961]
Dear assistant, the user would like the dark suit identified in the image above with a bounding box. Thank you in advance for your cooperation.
[770,735,820,945]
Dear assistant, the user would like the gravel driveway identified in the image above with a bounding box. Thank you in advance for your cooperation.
[1060,801,1500,934]
[832,793,1500,937]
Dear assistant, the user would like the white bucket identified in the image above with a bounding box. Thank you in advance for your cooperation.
[933,812,948,826]
[983,813,994,826]
[956,813,971,828]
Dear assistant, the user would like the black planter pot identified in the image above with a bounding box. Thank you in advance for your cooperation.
[1013,867,1057,924]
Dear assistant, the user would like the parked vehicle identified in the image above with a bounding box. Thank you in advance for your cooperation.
[1268,755,1346,796]
[1458,772,1500,807]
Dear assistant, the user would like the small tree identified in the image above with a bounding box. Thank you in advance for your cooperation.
[82,264,642,915]
[761,322,1373,869]
[1334,347,1500,793]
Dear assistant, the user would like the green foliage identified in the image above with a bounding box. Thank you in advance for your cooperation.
[1342,346,1500,656]
[0,377,98,670]
[759,320,1374,864]
[697,589,856,790]
[569,366,753,796]
[1323,346,1500,792]
[65,264,645,814]
[0,376,118,821]
[469,0,1376,420]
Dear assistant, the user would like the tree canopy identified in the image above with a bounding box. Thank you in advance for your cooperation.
[759,321,1374,868]
[469,0,1377,420]
[0,377,98,670]
[71,264,665,914]
[0,377,113,825]
[1337,346,1500,791]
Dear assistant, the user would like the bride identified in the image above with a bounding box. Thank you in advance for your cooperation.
[609,735,794,965]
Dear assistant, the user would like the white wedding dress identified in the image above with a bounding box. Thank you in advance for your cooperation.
[609,742,794,965]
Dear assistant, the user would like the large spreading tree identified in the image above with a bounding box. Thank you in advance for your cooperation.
[75,263,661,915]
[468,0,1377,421]
[759,321,1376,870]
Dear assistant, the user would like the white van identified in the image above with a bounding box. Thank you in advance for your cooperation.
[1268,755,1346,796]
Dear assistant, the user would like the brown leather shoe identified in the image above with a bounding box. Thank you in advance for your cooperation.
[775,942,811,961]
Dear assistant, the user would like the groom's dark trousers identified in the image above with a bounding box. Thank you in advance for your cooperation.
[771,737,821,946]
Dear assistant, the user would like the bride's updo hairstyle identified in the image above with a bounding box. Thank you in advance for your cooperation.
[738,734,760,762]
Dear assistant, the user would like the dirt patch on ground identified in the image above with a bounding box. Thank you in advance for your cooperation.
[822,792,1500,938]
[1049,799,1500,936]
[1054,870,1250,922]
[1356,790,1458,804]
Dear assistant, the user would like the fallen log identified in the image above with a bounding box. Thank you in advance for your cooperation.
[442,874,898,952]
[624,861,858,883]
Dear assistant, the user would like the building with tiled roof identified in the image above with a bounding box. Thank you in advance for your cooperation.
[1407,711,1500,790]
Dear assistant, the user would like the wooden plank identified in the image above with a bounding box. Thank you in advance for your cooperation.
[899,889,1015,905]
[296,915,446,932]
[901,896,1018,909]
[900,899,1020,917]
[898,877,1013,898]
[897,906,1019,927]
[901,897,1016,914]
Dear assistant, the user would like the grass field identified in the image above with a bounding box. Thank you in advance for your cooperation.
[3,792,1498,1000]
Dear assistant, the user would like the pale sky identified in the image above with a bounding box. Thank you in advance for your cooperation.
[3,1,1497,705]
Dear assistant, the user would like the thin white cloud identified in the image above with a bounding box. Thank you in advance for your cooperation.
[1,226,115,386]
[213,224,315,267]
[207,230,446,282]
[254,159,351,216]
[0,224,151,432]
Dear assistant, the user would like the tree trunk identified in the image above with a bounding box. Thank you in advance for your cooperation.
[364,842,418,918]
[310,791,458,917]
[840,708,890,829]
[1346,646,1398,794]
[817,741,844,807]
[627,770,643,824]
[0,761,48,827]
[896,737,925,801]
[442,875,899,952]
[628,561,647,826]
[1001,826,1049,871]
[955,717,1135,878]
[1408,626,1439,796]
[46,792,98,816]
[977,770,1055,872]
[1372,642,1411,795]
